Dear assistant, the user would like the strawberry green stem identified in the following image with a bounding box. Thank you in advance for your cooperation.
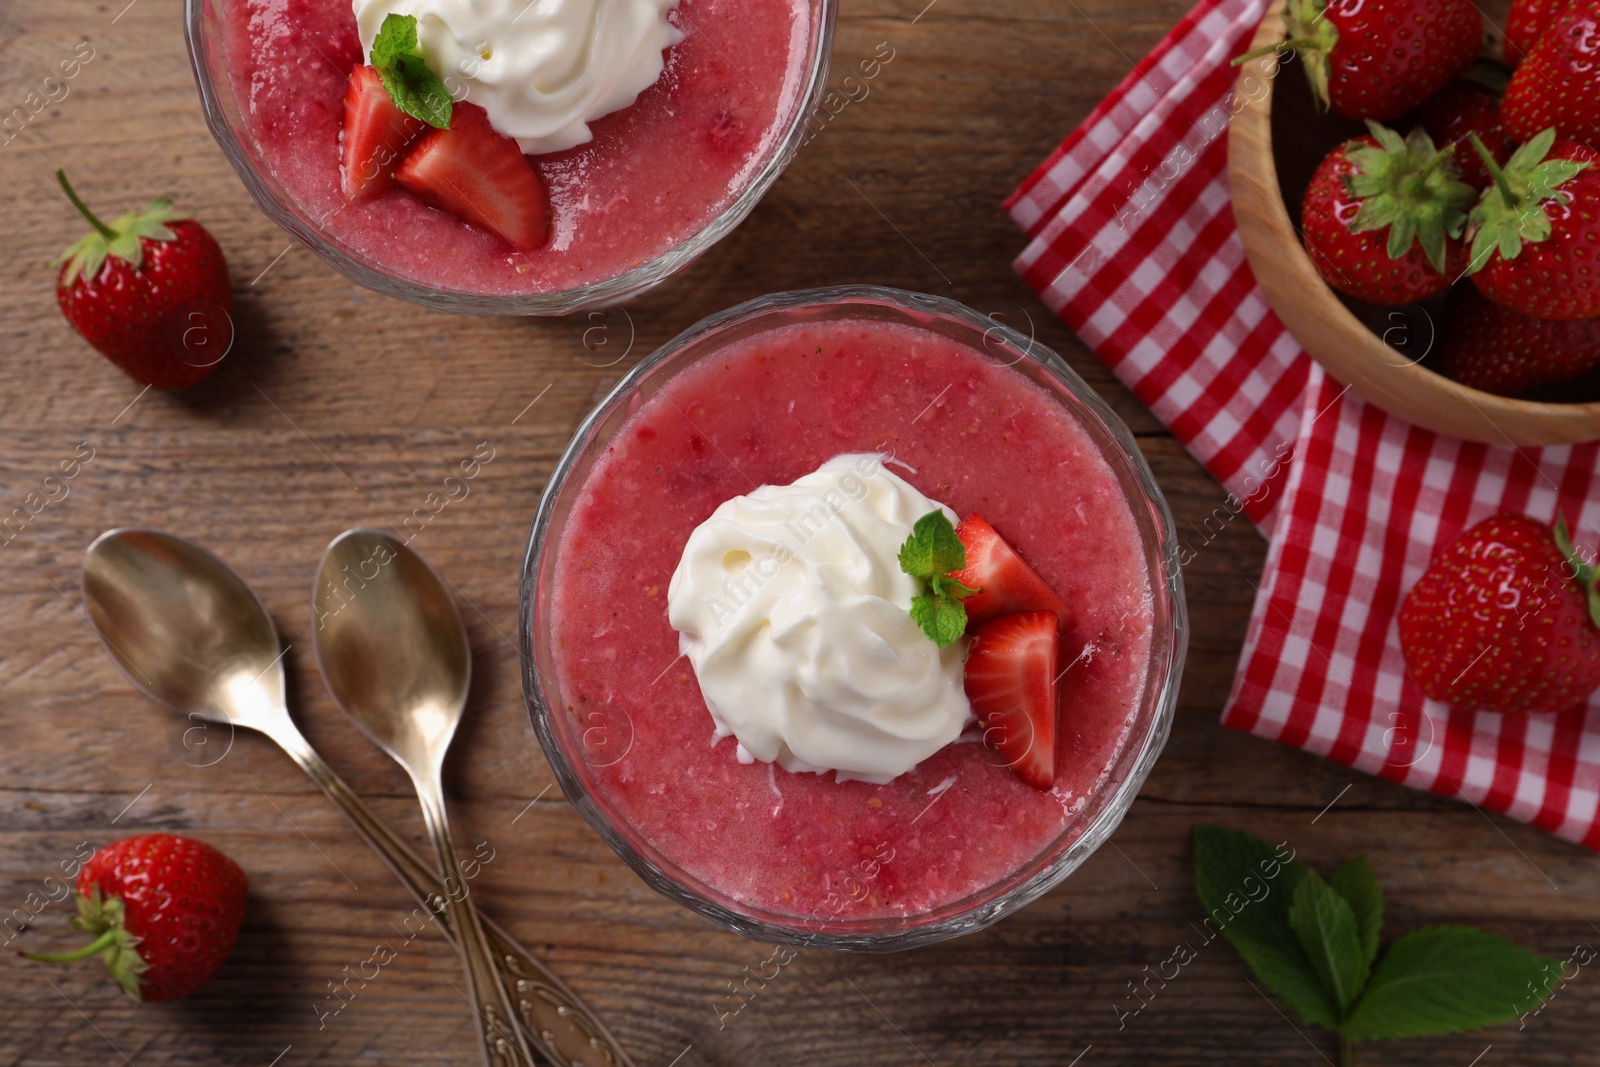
[1421,144,1458,174]
[1399,145,1459,200]
[1469,133,1517,210]
[18,927,121,964]
[55,169,117,244]
[1553,517,1600,630]
[1232,37,1318,65]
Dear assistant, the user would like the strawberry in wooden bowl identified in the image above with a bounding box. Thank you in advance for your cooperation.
[1298,122,1474,305]
[1229,0,1600,445]
[1441,287,1600,394]
[1236,0,1482,120]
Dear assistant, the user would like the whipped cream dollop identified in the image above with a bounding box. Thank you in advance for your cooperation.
[667,454,972,784]
[353,0,683,155]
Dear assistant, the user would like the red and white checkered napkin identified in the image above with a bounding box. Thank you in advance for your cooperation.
[1007,0,1600,849]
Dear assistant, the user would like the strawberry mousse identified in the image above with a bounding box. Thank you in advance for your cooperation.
[202,0,821,301]
[528,291,1182,940]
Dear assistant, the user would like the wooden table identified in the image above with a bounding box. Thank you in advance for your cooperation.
[2,1,1596,1064]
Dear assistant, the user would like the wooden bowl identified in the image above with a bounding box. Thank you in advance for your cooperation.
[1228,0,1600,445]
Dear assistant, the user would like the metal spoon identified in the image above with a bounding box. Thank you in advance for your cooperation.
[311,529,535,1067]
[81,528,631,1067]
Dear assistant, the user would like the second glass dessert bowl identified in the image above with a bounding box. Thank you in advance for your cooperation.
[521,286,1187,950]
[184,0,836,315]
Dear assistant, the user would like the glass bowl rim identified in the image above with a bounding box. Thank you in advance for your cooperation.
[181,0,839,316]
[519,284,1189,950]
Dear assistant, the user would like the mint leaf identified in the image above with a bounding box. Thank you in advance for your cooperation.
[370,13,452,129]
[1193,826,1307,948]
[1232,933,1345,1031]
[1329,856,1383,968]
[1193,826,1339,1030]
[924,523,966,577]
[379,56,453,128]
[371,12,418,67]
[898,510,970,647]
[898,510,966,579]
[910,592,967,648]
[1340,926,1558,1040]
[1288,870,1369,1015]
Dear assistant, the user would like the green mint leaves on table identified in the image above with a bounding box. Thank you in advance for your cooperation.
[1194,826,1559,1058]
[371,13,453,129]
[898,510,977,648]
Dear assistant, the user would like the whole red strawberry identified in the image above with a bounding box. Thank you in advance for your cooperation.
[1440,286,1600,395]
[1398,514,1600,715]
[1240,0,1481,119]
[1465,131,1600,318]
[1502,1,1600,146]
[1302,123,1475,304]
[1415,76,1513,189]
[53,170,234,390]
[20,833,248,1001]
[1506,0,1570,63]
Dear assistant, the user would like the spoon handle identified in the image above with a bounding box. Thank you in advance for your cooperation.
[278,733,633,1067]
[416,781,538,1067]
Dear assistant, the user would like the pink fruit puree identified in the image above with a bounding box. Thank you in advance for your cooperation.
[548,318,1155,923]
[217,0,810,294]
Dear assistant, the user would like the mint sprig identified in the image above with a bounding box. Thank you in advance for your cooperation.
[370,13,452,130]
[1195,826,1558,1056]
[898,510,977,647]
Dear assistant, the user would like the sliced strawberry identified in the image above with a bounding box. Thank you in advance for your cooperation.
[340,65,424,202]
[950,515,1071,629]
[394,102,551,252]
[964,611,1059,791]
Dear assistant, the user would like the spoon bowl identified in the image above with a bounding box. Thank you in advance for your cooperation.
[83,528,288,734]
[312,530,469,776]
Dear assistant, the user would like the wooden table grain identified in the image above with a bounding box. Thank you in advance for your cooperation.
[2,1,1596,1064]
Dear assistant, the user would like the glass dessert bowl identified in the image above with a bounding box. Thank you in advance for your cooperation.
[520,286,1187,950]
[184,0,835,315]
